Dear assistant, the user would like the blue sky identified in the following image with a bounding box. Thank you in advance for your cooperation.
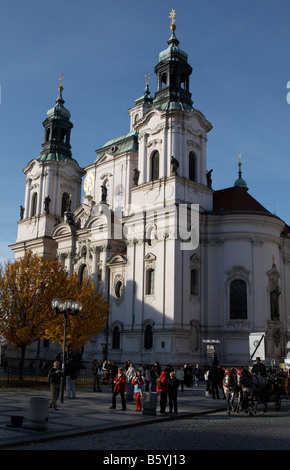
[1,0,290,262]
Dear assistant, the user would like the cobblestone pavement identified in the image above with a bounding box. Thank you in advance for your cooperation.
[7,400,290,451]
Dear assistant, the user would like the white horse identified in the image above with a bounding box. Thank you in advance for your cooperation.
[222,368,239,415]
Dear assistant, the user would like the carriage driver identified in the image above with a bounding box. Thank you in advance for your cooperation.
[251,357,267,377]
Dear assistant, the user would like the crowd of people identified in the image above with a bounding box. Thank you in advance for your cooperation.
[46,356,289,413]
[90,360,204,414]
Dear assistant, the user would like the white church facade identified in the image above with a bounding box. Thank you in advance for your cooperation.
[10,18,290,367]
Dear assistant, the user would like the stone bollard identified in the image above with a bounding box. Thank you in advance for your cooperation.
[142,391,157,416]
[28,397,49,431]
[125,381,134,401]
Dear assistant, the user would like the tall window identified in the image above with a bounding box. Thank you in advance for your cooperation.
[61,192,70,216]
[146,269,155,295]
[31,192,38,217]
[189,152,196,181]
[151,151,159,181]
[79,264,89,284]
[144,324,153,350]
[112,326,120,350]
[191,269,198,296]
[230,280,247,319]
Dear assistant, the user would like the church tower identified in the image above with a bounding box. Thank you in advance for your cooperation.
[10,77,84,258]
[112,11,214,364]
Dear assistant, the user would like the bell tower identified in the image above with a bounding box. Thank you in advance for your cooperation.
[153,9,193,111]
[10,77,84,259]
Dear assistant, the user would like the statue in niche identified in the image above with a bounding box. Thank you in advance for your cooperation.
[44,196,51,214]
[270,286,281,321]
[171,156,179,175]
[101,183,107,203]
[133,168,140,186]
[20,205,24,220]
[206,169,213,189]
[65,194,72,212]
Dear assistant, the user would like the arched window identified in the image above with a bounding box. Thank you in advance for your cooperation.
[144,324,153,350]
[61,128,67,143]
[189,152,196,181]
[31,192,38,217]
[230,280,247,319]
[161,72,167,90]
[79,264,89,284]
[190,269,198,296]
[146,269,155,295]
[112,326,120,350]
[61,192,70,216]
[151,151,159,181]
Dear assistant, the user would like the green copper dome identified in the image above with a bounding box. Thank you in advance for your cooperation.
[234,156,248,191]
[47,87,71,120]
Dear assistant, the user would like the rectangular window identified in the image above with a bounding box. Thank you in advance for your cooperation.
[191,269,198,295]
[146,269,155,295]
[230,279,247,319]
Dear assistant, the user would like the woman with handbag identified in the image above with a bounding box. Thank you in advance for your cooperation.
[132,369,145,411]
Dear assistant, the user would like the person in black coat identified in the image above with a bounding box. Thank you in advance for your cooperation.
[168,371,180,413]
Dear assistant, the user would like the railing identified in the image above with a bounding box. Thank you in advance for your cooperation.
[0,366,109,388]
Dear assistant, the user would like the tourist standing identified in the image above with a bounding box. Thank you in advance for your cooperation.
[48,361,63,410]
[110,367,127,410]
[132,369,144,411]
[168,371,179,413]
[156,370,169,414]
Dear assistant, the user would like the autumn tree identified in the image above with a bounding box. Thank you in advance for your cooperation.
[43,274,110,353]
[0,251,110,379]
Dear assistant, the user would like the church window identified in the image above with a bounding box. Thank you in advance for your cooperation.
[61,128,67,143]
[190,269,198,296]
[112,325,120,350]
[115,280,123,299]
[161,72,167,90]
[31,192,38,217]
[79,264,89,284]
[230,280,247,319]
[46,128,51,141]
[189,152,196,181]
[151,151,159,181]
[144,324,153,350]
[146,268,155,295]
[181,73,187,90]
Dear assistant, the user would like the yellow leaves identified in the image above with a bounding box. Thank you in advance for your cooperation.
[0,251,110,353]
[0,251,69,347]
[43,274,110,351]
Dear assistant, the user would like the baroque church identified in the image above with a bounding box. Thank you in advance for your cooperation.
[10,15,290,367]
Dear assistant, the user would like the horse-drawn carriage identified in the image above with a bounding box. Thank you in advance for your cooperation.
[222,367,290,415]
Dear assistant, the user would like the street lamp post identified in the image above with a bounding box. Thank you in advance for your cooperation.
[51,298,82,403]
[202,339,220,363]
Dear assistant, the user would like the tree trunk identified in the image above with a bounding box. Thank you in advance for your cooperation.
[18,345,26,381]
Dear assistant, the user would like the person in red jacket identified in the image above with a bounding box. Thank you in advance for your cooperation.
[110,367,127,410]
[156,370,169,414]
[132,369,145,411]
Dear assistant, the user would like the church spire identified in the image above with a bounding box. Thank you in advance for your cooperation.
[234,153,249,191]
[38,74,73,162]
[153,9,193,111]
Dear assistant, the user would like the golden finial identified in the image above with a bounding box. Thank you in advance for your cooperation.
[169,8,177,31]
[238,153,242,167]
[145,73,150,86]
[59,73,64,91]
